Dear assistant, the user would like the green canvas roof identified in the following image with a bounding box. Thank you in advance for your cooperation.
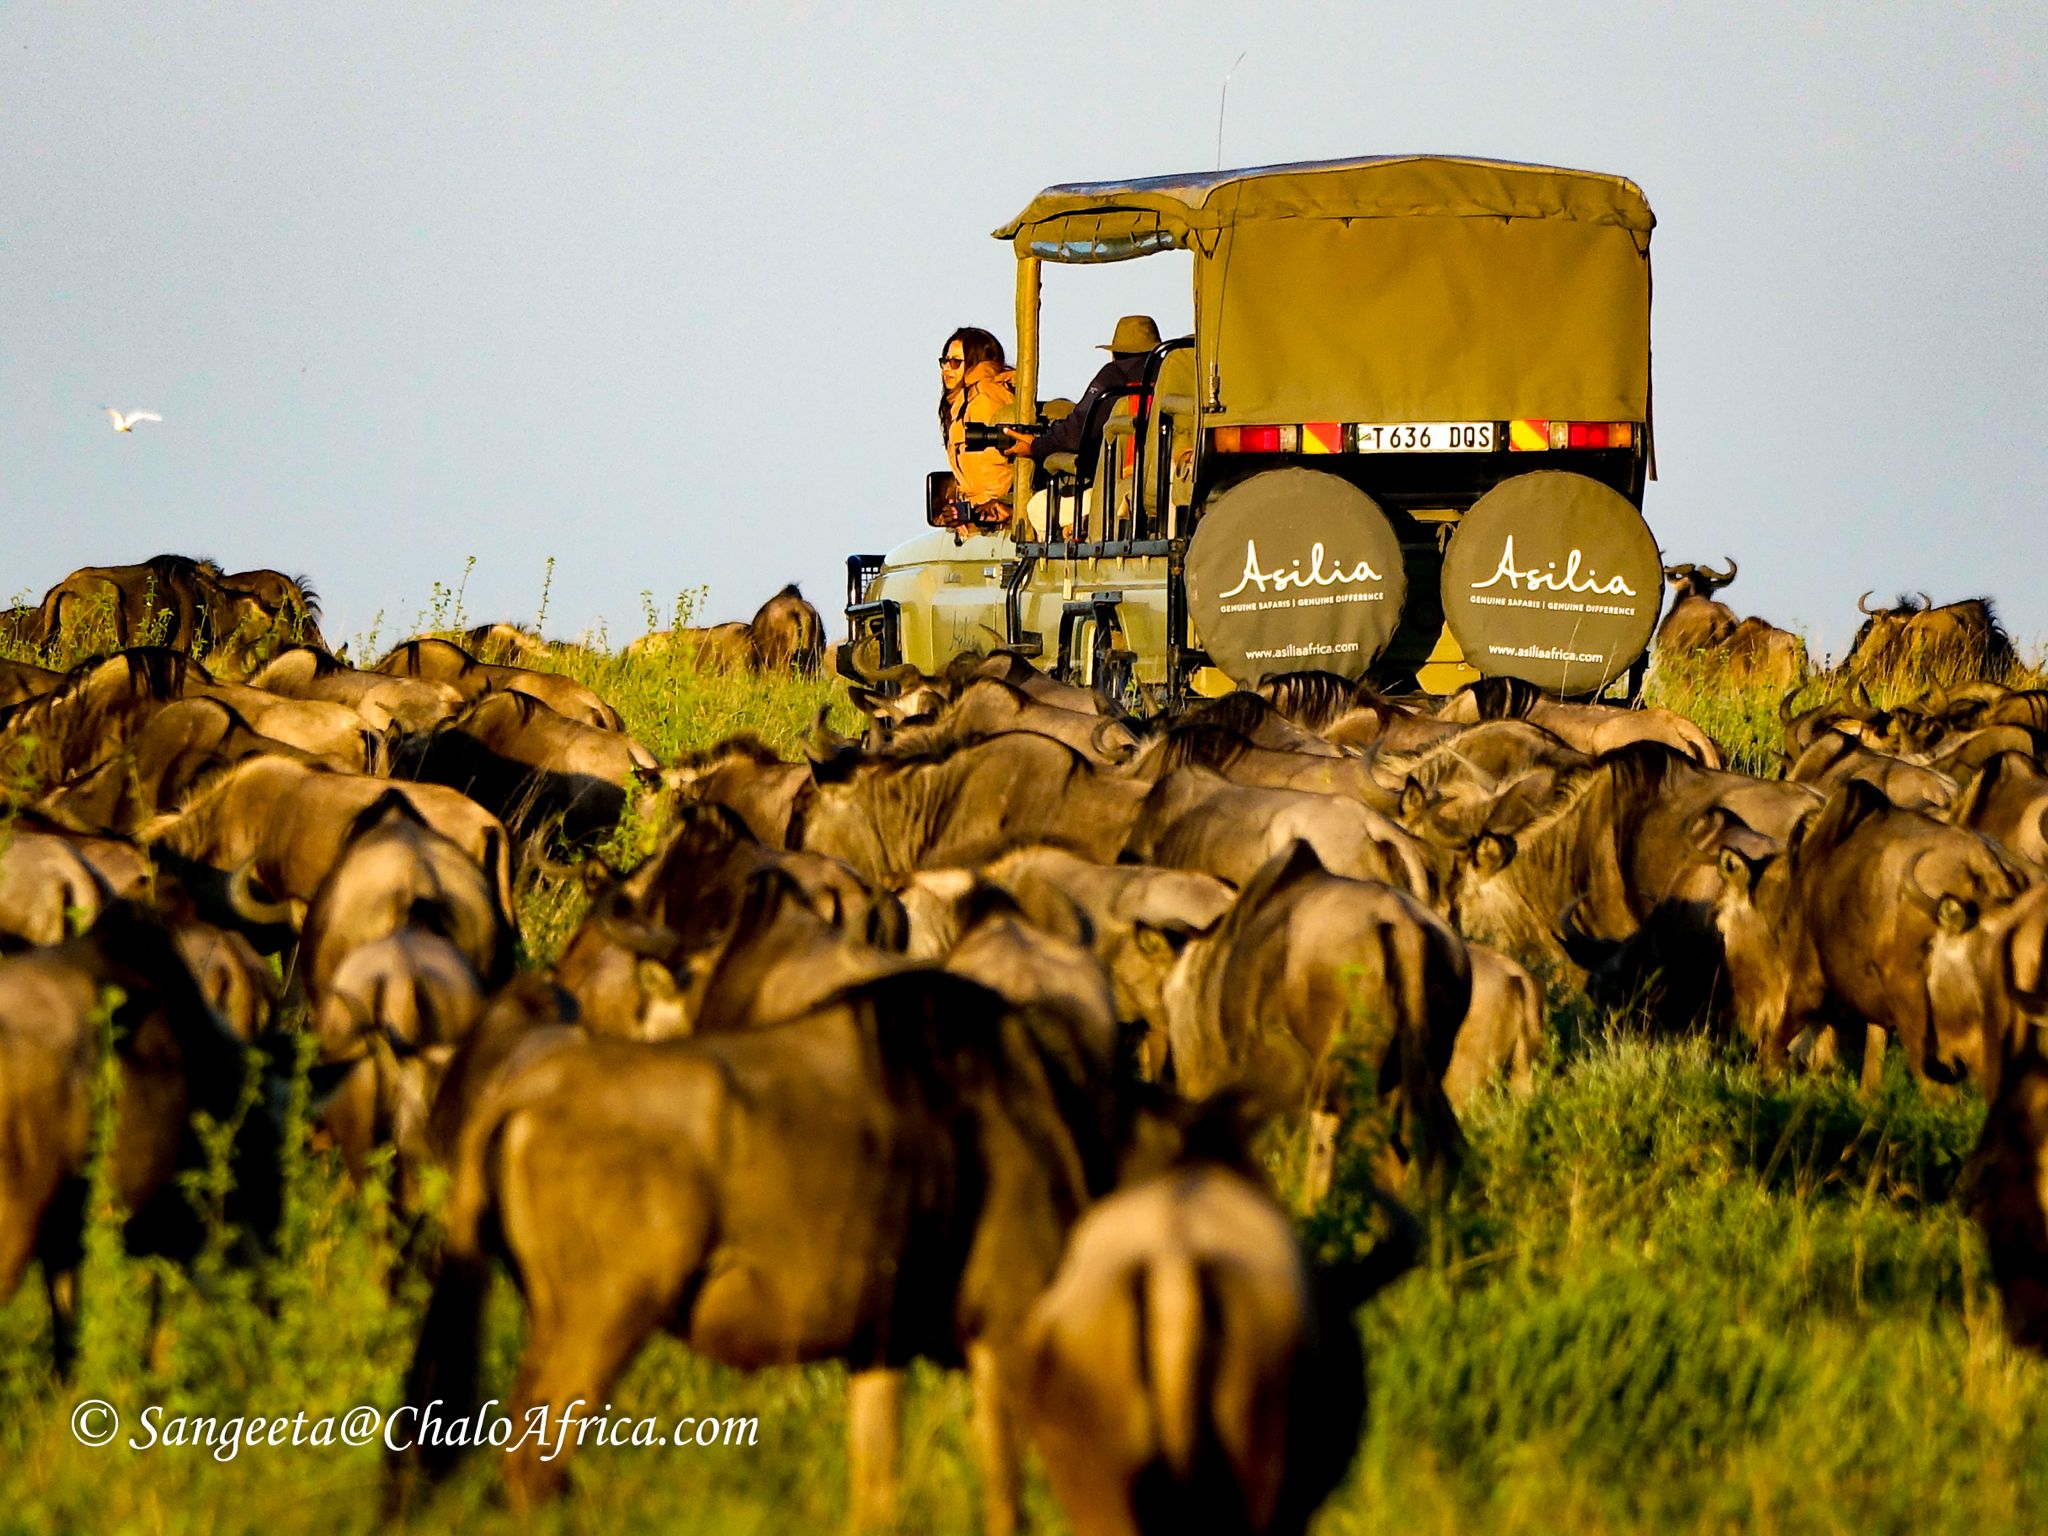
[994,154,1654,262]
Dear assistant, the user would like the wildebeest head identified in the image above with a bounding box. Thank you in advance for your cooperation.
[1662,557,1738,602]
[747,584,826,676]
[1972,1047,2048,1354]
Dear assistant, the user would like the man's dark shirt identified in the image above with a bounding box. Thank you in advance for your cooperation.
[1030,353,1151,473]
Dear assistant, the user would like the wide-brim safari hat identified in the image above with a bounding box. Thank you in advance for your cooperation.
[1099,315,1163,354]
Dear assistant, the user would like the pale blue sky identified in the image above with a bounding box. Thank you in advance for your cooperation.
[3,3,2043,659]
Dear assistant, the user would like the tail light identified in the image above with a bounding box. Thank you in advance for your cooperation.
[1510,419,1636,451]
[1208,425,1298,453]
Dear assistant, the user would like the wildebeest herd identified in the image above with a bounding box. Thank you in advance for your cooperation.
[5,552,2048,1535]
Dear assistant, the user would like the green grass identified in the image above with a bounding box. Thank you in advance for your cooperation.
[3,609,2047,1531]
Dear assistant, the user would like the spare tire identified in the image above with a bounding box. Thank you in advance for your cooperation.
[1441,471,1662,695]
[1185,468,1407,684]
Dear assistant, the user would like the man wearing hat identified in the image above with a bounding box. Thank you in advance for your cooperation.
[1002,314,1161,473]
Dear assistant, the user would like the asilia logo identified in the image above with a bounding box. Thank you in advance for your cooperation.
[1470,535,1637,597]
[1218,540,1384,600]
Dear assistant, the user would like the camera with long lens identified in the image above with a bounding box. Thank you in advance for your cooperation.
[960,420,1045,453]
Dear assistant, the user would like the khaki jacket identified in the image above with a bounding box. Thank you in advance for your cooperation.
[945,361,1017,510]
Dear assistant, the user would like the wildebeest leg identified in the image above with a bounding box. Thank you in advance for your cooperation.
[1304,1109,1341,1209]
[502,1294,658,1512]
[969,1342,1021,1536]
[1858,1024,1888,1098]
[498,1163,687,1511]
[848,1367,904,1531]
[321,1063,378,1186]
[44,1266,78,1377]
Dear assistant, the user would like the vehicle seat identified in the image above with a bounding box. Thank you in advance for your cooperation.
[1138,345,1198,538]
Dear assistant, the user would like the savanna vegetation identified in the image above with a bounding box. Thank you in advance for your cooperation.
[2,589,2044,1535]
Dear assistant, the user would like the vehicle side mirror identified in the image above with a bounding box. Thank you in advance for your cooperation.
[926,470,960,527]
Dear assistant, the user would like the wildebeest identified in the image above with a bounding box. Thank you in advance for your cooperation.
[1439,677,1723,767]
[137,755,516,933]
[1715,778,2031,1086]
[627,584,827,676]
[1844,592,2017,688]
[398,969,1134,1524]
[1125,769,1434,908]
[1438,743,1818,983]
[793,732,1153,884]
[1019,1164,1402,1536]
[1971,1039,2048,1352]
[1951,751,2048,869]
[313,930,488,1206]
[0,903,308,1369]
[1158,842,1469,1204]
[33,696,318,835]
[247,645,466,734]
[287,789,515,1002]
[847,676,1136,764]
[29,558,321,675]
[0,649,210,788]
[0,828,108,948]
[373,637,623,731]
[1654,559,1807,689]
[1444,945,1545,1110]
[393,689,659,847]
[0,656,62,708]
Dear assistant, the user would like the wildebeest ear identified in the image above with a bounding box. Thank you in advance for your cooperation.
[299,1058,362,1121]
[635,958,680,1001]
[1398,777,1430,822]
[1718,845,1765,897]
[2007,912,2048,1003]
[1685,807,1731,855]
[1133,920,1195,958]
[1471,832,1515,876]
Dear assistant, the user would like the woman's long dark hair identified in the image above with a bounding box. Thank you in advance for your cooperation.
[938,326,1007,437]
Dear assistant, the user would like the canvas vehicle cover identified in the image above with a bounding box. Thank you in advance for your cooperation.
[996,155,1653,430]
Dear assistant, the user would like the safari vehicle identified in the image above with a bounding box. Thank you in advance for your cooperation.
[841,154,1663,707]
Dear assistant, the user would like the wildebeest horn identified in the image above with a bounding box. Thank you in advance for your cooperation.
[1777,684,1808,726]
[226,860,292,927]
[1090,716,1136,764]
[1857,591,1881,615]
[1917,591,1933,611]
[591,888,683,962]
[1556,896,1622,967]
[807,705,858,762]
[1710,556,1737,583]
[1901,849,1978,933]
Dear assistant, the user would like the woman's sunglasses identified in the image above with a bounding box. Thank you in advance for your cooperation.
[938,355,965,367]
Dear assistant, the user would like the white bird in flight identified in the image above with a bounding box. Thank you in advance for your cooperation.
[103,407,162,433]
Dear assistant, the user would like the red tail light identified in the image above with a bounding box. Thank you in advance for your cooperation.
[1511,419,1637,451]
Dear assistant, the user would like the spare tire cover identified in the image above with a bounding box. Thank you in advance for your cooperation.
[1185,468,1407,683]
[1441,471,1661,694]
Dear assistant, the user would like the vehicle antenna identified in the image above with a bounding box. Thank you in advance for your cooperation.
[1215,51,1247,171]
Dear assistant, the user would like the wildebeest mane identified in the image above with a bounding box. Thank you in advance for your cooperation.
[341,785,431,846]
[675,732,785,771]
[376,637,484,675]
[1468,676,1548,721]
[1140,720,1254,776]
[1179,690,1281,740]
[1254,670,1361,731]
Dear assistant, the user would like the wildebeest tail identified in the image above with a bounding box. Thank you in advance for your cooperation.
[1139,1247,1205,1479]
[397,1083,508,1482]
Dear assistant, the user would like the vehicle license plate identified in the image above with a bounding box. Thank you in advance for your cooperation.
[1350,421,1494,452]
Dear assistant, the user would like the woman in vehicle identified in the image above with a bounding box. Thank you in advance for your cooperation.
[937,326,1017,531]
